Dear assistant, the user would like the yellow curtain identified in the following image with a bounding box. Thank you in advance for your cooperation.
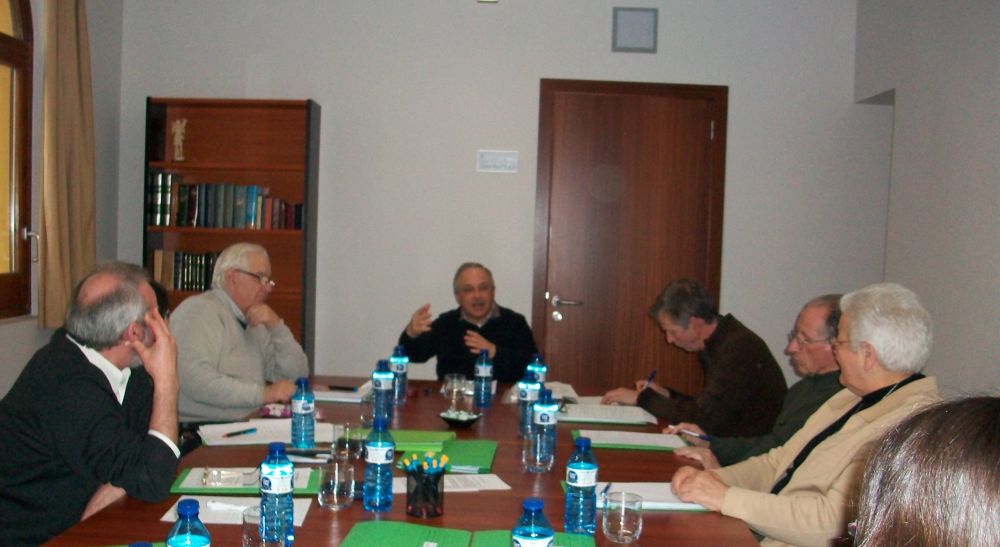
[39,0,95,327]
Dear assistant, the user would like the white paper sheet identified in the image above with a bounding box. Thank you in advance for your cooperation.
[179,467,313,489]
[559,404,658,425]
[160,496,312,525]
[390,473,511,494]
[544,381,580,402]
[573,396,604,405]
[198,419,337,446]
[580,429,685,449]
[596,482,706,511]
[314,380,373,403]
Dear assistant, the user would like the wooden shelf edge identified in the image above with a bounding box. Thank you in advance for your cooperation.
[149,161,305,172]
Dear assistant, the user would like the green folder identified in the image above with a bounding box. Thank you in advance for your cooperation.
[340,522,595,547]
[571,429,686,451]
[359,428,457,453]
[395,439,498,474]
[169,467,320,496]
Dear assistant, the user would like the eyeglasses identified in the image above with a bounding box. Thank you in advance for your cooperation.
[786,329,830,346]
[829,338,852,349]
[234,269,276,289]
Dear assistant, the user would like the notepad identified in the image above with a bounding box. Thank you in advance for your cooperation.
[340,521,595,547]
[390,473,511,494]
[198,419,337,446]
[559,403,658,425]
[596,482,707,511]
[160,496,312,525]
[170,466,319,496]
[572,429,686,451]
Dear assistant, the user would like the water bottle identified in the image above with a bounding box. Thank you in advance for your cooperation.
[516,371,541,438]
[362,417,395,512]
[165,499,211,547]
[512,497,555,547]
[525,388,558,473]
[564,436,598,535]
[291,377,315,449]
[474,349,493,409]
[260,442,294,546]
[526,353,548,383]
[390,345,409,407]
[371,359,395,423]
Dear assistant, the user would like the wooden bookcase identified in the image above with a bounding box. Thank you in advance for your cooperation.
[142,97,320,361]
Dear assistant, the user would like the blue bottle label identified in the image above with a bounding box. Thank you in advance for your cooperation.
[374,378,392,390]
[391,362,408,373]
[519,388,540,402]
[366,445,394,464]
[475,364,493,377]
[292,400,313,413]
[567,466,598,487]
[261,473,292,494]
[512,536,553,547]
[533,409,557,425]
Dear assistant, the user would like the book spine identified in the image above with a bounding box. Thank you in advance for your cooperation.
[245,185,258,228]
[233,185,247,229]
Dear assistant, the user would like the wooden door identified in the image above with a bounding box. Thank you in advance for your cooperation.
[532,79,727,394]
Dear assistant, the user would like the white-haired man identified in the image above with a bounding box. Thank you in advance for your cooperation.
[171,242,308,427]
[671,282,941,546]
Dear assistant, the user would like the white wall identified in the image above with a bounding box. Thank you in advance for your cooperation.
[109,1,891,383]
[856,0,1000,396]
[89,0,124,262]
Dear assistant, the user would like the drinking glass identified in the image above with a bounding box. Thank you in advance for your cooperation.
[317,455,355,511]
[336,422,364,461]
[602,491,643,544]
[241,506,283,547]
[443,373,465,411]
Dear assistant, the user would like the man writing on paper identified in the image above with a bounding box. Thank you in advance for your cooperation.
[667,294,843,467]
[399,262,538,382]
[171,243,308,427]
[0,262,180,545]
[601,278,786,437]
[671,283,941,546]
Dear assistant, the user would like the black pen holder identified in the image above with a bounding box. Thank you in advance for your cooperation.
[406,471,444,518]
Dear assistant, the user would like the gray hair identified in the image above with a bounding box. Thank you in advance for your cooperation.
[452,262,494,293]
[804,293,842,338]
[840,282,931,374]
[648,278,717,328]
[65,262,150,350]
[212,242,269,290]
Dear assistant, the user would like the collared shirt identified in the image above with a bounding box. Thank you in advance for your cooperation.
[66,334,180,458]
[460,303,501,328]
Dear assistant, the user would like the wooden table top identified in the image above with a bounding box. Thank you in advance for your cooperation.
[46,378,756,546]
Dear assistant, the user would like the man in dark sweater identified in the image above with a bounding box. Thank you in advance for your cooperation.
[667,295,843,467]
[0,262,180,546]
[399,262,538,382]
[602,278,786,438]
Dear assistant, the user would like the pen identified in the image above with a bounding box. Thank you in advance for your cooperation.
[641,369,658,389]
[223,427,257,438]
[600,482,612,497]
[677,428,713,442]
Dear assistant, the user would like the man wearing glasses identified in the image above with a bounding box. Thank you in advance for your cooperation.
[667,294,843,467]
[170,242,307,431]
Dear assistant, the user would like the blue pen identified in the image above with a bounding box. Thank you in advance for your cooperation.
[223,427,257,438]
[643,369,658,388]
[677,428,713,442]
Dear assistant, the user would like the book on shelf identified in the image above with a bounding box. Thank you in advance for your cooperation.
[232,185,247,229]
[175,183,189,227]
[245,185,258,228]
[203,184,216,228]
[145,171,160,226]
[222,184,234,228]
[187,184,200,227]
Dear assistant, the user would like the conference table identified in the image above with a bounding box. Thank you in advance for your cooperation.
[47,378,756,546]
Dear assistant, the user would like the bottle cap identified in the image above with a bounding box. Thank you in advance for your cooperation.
[296,377,309,388]
[537,388,553,404]
[393,345,406,356]
[268,441,286,456]
[521,371,537,383]
[479,348,489,357]
[522,497,544,511]
[176,499,199,517]
[376,359,390,371]
[575,436,591,450]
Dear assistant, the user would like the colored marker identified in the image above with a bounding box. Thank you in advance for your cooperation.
[223,427,257,438]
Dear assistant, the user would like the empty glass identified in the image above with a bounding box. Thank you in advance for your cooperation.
[602,492,643,544]
[317,455,355,511]
[443,373,465,411]
[335,422,365,461]
[242,505,283,547]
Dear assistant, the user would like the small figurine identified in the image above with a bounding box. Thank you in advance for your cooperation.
[171,118,188,161]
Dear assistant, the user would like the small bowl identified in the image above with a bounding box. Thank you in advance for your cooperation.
[440,410,480,428]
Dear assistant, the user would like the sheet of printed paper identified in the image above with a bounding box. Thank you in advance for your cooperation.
[179,467,312,489]
[199,419,337,446]
[581,429,685,449]
[160,496,312,525]
[391,473,511,494]
[560,404,658,425]
[596,482,706,511]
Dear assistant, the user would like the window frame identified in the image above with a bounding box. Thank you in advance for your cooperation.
[0,0,32,319]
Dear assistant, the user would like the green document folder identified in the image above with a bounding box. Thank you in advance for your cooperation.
[169,467,321,496]
[341,522,595,547]
[360,429,457,454]
[397,439,498,474]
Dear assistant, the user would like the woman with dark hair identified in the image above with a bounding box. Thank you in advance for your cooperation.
[854,396,1000,546]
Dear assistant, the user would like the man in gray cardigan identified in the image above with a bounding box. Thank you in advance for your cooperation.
[171,242,308,428]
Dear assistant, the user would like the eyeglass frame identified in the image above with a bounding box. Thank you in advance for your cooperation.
[786,328,830,346]
[233,268,276,289]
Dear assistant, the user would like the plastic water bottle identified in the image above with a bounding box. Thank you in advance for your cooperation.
[525,388,558,473]
[512,497,555,547]
[564,436,598,535]
[291,377,315,449]
[390,345,409,407]
[516,371,541,438]
[362,417,395,512]
[166,499,211,547]
[371,359,395,423]
[526,353,548,383]
[260,442,294,546]
[473,349,493,409]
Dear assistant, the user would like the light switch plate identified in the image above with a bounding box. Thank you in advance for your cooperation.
[476,149,519,173]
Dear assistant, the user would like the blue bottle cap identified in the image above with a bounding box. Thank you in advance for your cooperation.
[296,377,309,388]
[538,388,553,404]
[176,499,199,517]
[377,359,390,371]
[268,441,286,455]
[479,349,489,357]
[522,497,544,511]
[393,345,405,355]
[575,436,591,450]
[522,371,537,383]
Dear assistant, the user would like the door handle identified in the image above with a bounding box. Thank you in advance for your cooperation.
[551,295,583,307]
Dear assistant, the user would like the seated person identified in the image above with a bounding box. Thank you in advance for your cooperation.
[171,242,308,424]
[399,262,538,382]
[0,262,180,545]
[602,278,786,437]
[671,282,941,546]
[669,294,843,467]
[853,396,1000,546]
